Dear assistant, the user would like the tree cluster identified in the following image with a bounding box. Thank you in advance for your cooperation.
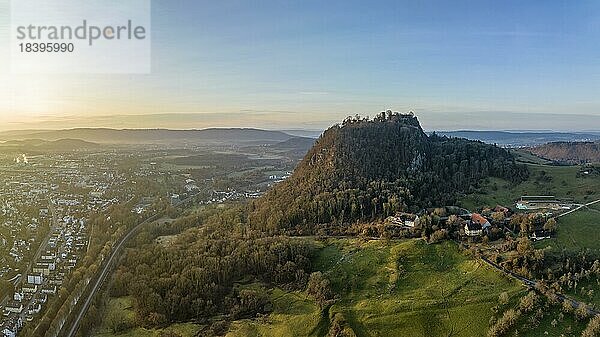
[110,207,315,326]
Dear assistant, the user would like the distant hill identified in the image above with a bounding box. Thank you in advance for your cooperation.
[0,128,295,145]
[279,129,323,138]
[37,139,100,151]
[267,136,316,160]
[1,139,47,147]
[250,112,528,231]
[271,136,315,150]
[435,130,600,147]
[527,141,600,164]
[0,138,100,152]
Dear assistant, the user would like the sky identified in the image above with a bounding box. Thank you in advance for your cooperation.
[1,0,600,131]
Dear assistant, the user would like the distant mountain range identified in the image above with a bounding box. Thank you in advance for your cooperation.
[3,128,599,149]
[434,130,600,147]
[527,141,600,164]
[0,128,299,146]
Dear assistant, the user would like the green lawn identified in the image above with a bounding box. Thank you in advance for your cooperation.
[323,239,523,337]
[92,297,202,337]
[228,239,524,337]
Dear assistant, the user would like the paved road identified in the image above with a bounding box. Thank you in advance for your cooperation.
[63,195,198,337]
[7,274,20,284]
[481,257,600,317]
[557,199,600,218]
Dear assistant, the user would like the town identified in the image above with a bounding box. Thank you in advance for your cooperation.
[0,142,300,336]
[0,151,130,336]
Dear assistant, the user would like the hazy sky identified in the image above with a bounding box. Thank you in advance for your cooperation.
[1,0,600,131]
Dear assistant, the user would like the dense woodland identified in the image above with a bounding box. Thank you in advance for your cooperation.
[249,112,528,232]
[109,207,315,329]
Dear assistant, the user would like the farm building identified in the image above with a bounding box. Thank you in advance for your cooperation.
[386,213,419,228]
[516,196,561,210]
[463,213,491,237]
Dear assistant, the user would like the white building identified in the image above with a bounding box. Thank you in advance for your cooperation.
[27,273,43,285]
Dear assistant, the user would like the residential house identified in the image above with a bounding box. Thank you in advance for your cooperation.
[530,230,551,242]
[12,292,23,302]
[21,285,37,294]
[41,285,57,295]
[464,222,483,237]
[494,205,510,215]
[27,302,41,315]
[4,302,23,314]
[2,314,22,336]
[34,293,47,304]
[1,324,16,337]
[471,214,491,232]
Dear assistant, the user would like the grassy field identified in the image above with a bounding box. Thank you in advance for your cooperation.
[92,297,202,337]
[228,289,325,337]
[512,149,555,165]
[460,160,600,253]
[536,210,600,251]
[228,239,524,337]
[459,162,600,211]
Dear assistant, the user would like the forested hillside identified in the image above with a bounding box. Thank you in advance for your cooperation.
[528,141,600,164]
[249,112,528,231]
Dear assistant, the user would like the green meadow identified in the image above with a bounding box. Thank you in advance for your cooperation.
[91,297,201,337]
[460,160,600,211]
[228,239,524,337]
[537,210,600,252]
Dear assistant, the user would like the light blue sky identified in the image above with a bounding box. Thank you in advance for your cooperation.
[1,0,600,131]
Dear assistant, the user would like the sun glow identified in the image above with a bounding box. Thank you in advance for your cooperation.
[0,75,73,125]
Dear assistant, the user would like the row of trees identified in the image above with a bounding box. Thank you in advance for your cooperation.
[489,288,598,337]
